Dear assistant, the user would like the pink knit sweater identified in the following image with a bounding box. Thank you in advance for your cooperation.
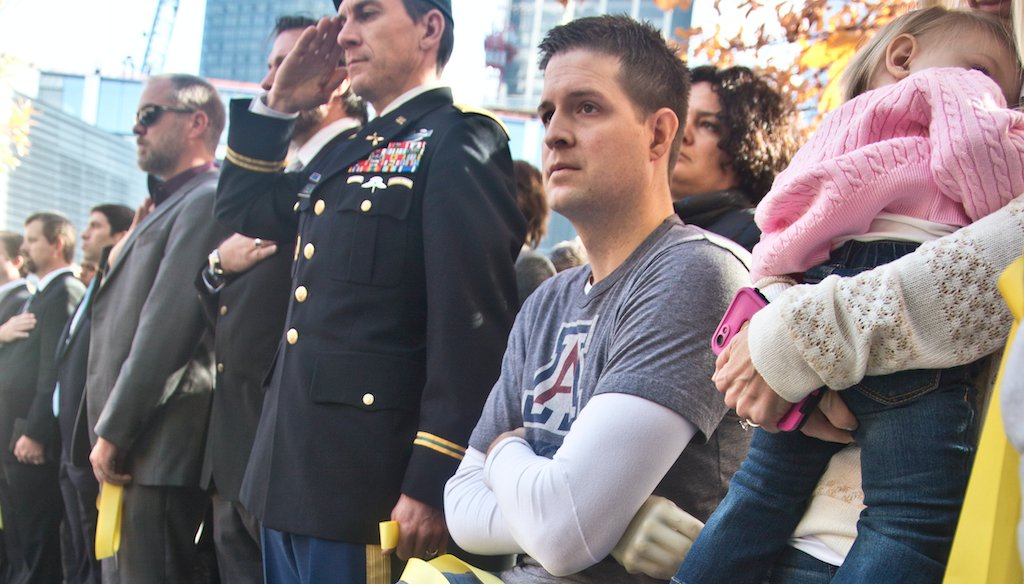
[752,67,1024,282]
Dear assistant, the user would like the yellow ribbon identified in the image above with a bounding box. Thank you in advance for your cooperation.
[380,520,400,551]
[95,481,123,559]
[381,520,504,583]
[399,555,504,584]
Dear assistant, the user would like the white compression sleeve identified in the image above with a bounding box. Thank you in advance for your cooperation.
[481,392,697,576]
[444,447,523,555]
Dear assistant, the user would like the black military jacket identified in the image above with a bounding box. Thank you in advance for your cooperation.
[217,88,525,543]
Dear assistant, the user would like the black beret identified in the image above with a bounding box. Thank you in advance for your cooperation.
[333,0,453,23]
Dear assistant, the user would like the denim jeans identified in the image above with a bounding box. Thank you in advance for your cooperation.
[768,547,839,584]
[675,241,980,584]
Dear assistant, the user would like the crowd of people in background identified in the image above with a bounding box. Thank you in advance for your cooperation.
[0,0,1022,583]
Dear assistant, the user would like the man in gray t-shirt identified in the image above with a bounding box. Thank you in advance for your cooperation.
[443,15,752,584]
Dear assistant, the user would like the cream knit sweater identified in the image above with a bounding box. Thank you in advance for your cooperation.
[748,194,1024,559]
[749,194,1024,403]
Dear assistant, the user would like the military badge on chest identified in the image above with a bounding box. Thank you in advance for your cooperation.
[348,134,429,175]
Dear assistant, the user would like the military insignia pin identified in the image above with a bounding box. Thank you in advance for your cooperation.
[402,128,434,142]
[362,176,388,193]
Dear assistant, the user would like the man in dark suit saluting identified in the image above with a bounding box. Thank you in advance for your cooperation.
[196,15,367,584]
[216,1,525,581]
[86,74,230,583]
[0,213,85,584]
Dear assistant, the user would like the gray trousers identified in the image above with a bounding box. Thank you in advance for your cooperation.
[100,484,207,584]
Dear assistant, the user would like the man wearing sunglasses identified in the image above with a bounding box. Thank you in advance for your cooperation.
[85,73,231,583]
[216,0,525,581]
[195,15,367,583]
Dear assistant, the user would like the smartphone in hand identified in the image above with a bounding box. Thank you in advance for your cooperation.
[711,288,821,432]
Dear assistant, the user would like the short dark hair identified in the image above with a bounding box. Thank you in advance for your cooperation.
[152,74,226,153]
[402,0,454,72]
[273,15,318,37]
[91,204,135,235]
[690,65,799,203]
[25,212,75,264]
[513,160,549,249]
[538,15,690,168]
[0,231,22,263]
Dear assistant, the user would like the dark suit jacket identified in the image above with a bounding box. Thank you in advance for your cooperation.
[55,281,94,465]
[86,168,230,487]
[195,248,290,501]
[197,126,359,502]
[0,271,84,462]
[0,282,30,324]
[217,89,526,543]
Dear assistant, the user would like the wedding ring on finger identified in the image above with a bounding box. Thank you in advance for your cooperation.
[739,418,760,432]
[254,238,263,248]
[425,549,439,558]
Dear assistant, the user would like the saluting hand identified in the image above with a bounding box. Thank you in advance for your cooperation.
[267,17,347,114]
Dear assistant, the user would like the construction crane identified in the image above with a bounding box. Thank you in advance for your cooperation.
[141,0,180,75]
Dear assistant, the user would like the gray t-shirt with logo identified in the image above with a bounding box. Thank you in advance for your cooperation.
[469,217,753,583]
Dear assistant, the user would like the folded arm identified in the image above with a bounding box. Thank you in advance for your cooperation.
[446,392,696,576]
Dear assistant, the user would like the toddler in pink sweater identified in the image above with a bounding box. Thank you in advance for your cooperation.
[678,7,1024,584]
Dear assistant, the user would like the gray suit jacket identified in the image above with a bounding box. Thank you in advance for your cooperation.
[86,168,230,487]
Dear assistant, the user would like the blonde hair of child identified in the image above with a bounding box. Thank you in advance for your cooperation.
[841,6,1019,102]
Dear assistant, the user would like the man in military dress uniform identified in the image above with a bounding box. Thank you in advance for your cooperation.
[215,1,525,582]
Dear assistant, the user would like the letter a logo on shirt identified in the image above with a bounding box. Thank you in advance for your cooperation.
[523,319,595,435]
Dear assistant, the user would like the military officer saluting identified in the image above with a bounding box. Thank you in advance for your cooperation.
[215,1,525,582]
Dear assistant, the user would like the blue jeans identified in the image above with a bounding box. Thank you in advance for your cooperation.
[768,547,839,583]
[675,241,980,584]
[262,527,403,584]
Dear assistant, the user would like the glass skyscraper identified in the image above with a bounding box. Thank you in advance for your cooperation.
[497,0,693,111]
[200,0,335,83]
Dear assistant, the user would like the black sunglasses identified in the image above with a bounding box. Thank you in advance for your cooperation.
[135,104,195,128]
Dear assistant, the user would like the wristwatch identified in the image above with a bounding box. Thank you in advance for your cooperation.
[208,249,224,277]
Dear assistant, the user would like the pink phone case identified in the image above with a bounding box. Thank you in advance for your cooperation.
[711,288,767,355]
[777,388,824,432]
[712,288,821,433]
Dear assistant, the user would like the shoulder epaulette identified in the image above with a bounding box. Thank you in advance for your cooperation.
[453,103,509,138]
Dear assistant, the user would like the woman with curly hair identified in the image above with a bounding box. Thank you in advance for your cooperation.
[671,65,799,251]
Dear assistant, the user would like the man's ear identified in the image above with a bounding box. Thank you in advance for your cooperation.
[883,33,919,81]
[188,110,210,140]
[419,10,444,53]
[649,108,679,163]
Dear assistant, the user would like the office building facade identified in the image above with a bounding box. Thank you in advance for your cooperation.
[200,0,335,84]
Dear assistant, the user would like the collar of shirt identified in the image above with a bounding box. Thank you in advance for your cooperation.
[34,267,74,293]
[376,83,447,118]
[0,278,26,300]
[293,117,362,168]
[148,161,217,206]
